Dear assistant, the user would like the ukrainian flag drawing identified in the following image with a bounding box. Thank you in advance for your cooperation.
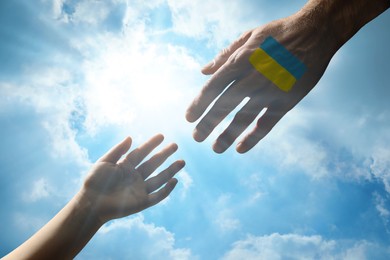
[249,36,306,92]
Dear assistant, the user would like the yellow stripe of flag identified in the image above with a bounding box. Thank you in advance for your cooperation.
[249,48,296,92]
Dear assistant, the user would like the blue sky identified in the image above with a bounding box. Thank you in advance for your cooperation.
[0,0,389,259]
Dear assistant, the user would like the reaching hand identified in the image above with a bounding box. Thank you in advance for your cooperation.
[81,134,185,223]
[186,11,339,153]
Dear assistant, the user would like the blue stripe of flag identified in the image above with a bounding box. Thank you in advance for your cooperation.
[260,36,306,79]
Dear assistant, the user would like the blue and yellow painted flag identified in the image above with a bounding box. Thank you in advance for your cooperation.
[249,36,306,92]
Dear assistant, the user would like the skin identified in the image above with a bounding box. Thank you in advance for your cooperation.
[4,134,185,260]
[186,0,390,154]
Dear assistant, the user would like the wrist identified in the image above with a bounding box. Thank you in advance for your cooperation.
[298,0,389,49]
[73,190,105,228]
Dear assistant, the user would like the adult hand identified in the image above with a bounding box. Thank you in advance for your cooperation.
[186,12,337,153]
[186,0,389,153]
[80,134,185,223]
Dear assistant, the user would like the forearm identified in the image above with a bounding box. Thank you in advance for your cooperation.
[4,192,102,260]
[299,0,389,48]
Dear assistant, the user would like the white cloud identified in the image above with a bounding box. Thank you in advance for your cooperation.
[250,102,390,191]
[373,192,390,233]
[50,0,123,25]
[374,194,390,219]
[51,0,65,19]
[254,108,330,179]
[60,15,201,139]
[22,178,52,202]
[0,65,91,170]
[167,0,260,47]
[213,194,241,233]
[177,170,193,199]
[77,215,196,260]
[1,0,204,166]
[71,1,111,25]
[240,173,266,205]
[222,233,390,260]
[13,213,48,233]
[216,216,241,233]
[0,66,74,111]
[370,146,390,194]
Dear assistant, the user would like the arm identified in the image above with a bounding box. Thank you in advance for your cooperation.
[186,0,389,153]
[4,134,185,260]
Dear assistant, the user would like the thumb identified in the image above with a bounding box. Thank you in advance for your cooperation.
[202,30,252,75]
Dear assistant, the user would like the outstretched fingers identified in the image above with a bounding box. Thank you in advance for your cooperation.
[124,134,164,168]
[146,160,185,194]
[186,66,241,123]
[236,108,285,153]
[147,178,179,207]
[186,32,252,123]
[137,143,178,180]
[98,137,132,164]
[192,81,246,142]
[213,99,264,153]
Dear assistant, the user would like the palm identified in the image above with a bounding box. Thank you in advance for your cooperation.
[84,162,148,221]
[80,135,185,223]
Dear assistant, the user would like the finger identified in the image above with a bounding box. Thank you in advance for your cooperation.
[147,178,178,207]
[125,134,164,167]
[236,108,285,153]
[145,160,185,193]
[202,30,252,75]
[137,143,179,180]
[192,81,246,142]
[186,62,243,123]
[213,99,264,153]
[98,137,132,163]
